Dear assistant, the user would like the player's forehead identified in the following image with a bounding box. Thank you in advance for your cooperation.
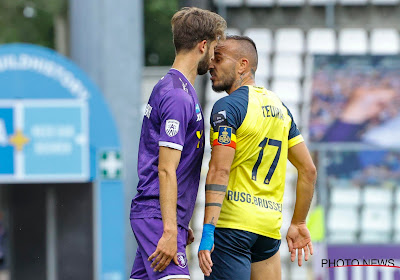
[214,39,239,58]
[209,40,218,48]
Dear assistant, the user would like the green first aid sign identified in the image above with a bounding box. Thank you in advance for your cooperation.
[99,151,122,179]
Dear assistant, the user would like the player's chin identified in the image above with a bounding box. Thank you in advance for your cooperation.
[211,75,221,84]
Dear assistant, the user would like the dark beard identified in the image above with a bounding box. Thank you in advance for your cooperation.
[197,54,209,75]
[212,73,235,93]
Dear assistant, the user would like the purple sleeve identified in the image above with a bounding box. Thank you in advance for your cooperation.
[158,89,193,151]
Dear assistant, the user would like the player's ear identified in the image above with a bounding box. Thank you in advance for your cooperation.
[238,58,249,75]
[198,40,207,54]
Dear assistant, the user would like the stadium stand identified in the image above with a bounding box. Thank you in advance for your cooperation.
[308,0,336,5]
[338,28,368,54]
[371,0,399,5]
[271,79,302,104]
[362,187,393,206]
[307,28,336,54]
[272,54,303,79]
[330,186,361,207]
[243,28,273,54]
[360,207,392,243]
[213,0,244,6]
[225,27,241,36]
[395,207,400,242]
[327,207,359,243]
[278,0,306,6]
[370,28,400,54]
[274,28,305,54]
[247,0,275,6]
[339,0,368,6]
[256,53,271,81]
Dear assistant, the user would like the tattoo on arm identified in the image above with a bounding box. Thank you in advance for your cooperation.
[205,184,227,192]
[208,217,215,226]
[205,202,222,207]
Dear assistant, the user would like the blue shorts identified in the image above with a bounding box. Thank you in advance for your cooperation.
[206,228,281,280]
[130,218,190,280]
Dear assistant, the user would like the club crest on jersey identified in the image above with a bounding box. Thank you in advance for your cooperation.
[218,126,231,145]
[165,119,180,137]
[177,252,187,268]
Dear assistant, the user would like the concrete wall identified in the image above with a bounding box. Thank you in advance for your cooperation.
[69,0,143,276]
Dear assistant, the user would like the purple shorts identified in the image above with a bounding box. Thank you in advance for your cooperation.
[130,218,190,280]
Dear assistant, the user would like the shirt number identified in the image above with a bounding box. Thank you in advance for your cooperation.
[251,137,282,184]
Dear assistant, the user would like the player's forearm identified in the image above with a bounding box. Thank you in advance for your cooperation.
[291,169,316,225]
[204,186,226,225]
[159,168,178,234]
[198,171,228,252]
[203,167,229,225]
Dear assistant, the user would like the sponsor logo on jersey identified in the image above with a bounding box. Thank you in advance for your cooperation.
[196,130,203,148]
[165,119,180,137]
[177,252,187,268]
[195,104,202,121]
[212,110,227,128]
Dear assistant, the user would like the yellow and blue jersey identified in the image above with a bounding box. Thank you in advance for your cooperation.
[210,85,304,240]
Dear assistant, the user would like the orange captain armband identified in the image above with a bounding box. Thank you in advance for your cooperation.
[212,125,237,149]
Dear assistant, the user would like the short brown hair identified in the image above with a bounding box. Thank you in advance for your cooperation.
[171,7,226,53]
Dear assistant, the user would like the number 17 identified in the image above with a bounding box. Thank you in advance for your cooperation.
[251,137,282,184]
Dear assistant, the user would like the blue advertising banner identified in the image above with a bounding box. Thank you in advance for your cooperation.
[0,100,88,181]
[0,44,125,280]
[0,107,14,175]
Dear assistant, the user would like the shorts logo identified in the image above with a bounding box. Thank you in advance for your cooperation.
[218,126,231,145]
[165,119,180,137]
[177,252,187,268]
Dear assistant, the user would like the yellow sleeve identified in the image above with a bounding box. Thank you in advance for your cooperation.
[288,134,304,148]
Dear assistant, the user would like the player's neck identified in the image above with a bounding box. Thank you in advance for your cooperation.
[227,72,255,95]
[171,53,198,86]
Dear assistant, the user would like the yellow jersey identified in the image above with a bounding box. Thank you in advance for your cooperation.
[210,85,304,239]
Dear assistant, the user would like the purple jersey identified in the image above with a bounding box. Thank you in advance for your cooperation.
[130,69,205,229]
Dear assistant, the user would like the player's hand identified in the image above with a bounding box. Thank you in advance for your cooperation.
[198,245,214,276]
[187,227,195,245]
[148,231,178,272]
[198,224,216,276]
[286,222,313,267]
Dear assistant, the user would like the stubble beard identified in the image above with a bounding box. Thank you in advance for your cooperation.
[211,71,236,93]
[197,50,210,75]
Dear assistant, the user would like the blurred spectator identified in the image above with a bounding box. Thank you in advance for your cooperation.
[309,55,400,147]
